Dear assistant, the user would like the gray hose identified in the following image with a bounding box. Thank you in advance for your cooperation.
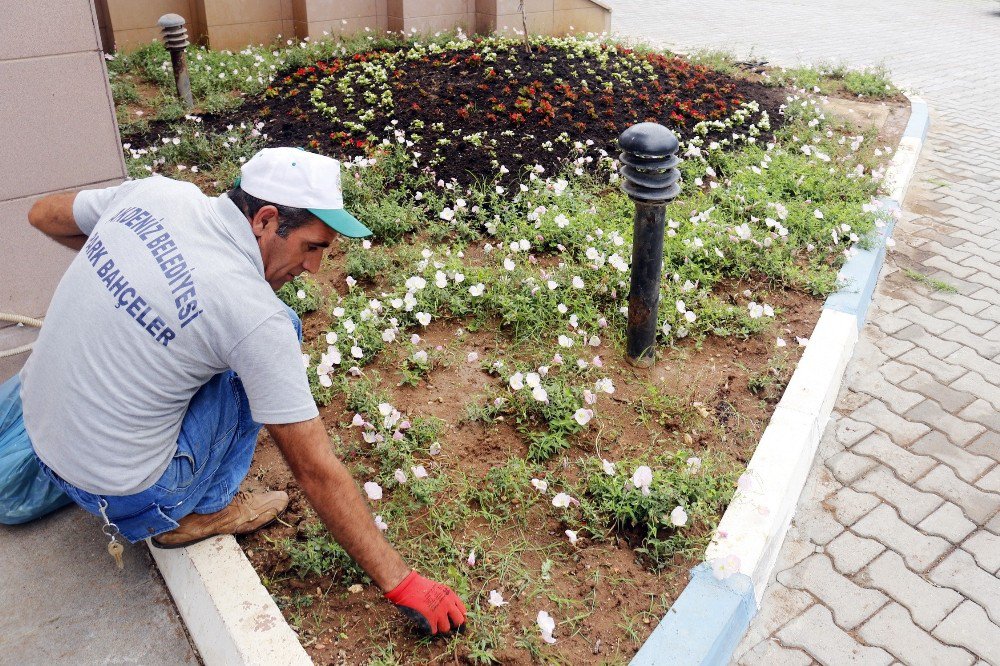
[0,313,43,359]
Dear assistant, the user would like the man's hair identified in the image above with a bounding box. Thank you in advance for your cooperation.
[227,185,315,238]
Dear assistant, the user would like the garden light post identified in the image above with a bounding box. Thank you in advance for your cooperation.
[158,13,194,109]
[620,122,681,367]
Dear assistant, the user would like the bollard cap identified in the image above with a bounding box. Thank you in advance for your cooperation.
[618,122,681,203]
[157,13,186,29]
[619,122,678,158]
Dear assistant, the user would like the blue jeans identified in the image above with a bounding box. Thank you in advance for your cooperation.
[35,305,302,543]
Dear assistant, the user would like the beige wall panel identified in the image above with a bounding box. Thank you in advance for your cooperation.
[475,12,496,33]
[552,6,608,33]
[282,19,296,36]
[497,0,552,14]
[304,0,380,21]
[0,0,98,60]
[475,0,495,15]
[105,0,193,31]
[405,0,470,18]
[302,17,379,39]
[401,13,473,33]
[554,0,607,9]
[112,27,166,51]
[202,0,283,26]
[494,10,553,34]
[281,0,294,19]
[0,53,124,202]
[206,20,285,49]
[377,13,389,30]
[387,0,404,19]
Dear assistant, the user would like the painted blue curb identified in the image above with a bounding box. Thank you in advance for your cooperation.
[630,564,756,666]
[824,197,900,329]
[904,97,930,142]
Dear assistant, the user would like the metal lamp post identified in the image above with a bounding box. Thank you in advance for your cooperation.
[158,14,194,109]
[619,122,681,367]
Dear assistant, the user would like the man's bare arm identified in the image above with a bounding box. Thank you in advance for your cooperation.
[28,192,86,251]
[266,417,411,591]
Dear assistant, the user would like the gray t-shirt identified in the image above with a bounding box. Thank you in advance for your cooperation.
[21,176,318,495]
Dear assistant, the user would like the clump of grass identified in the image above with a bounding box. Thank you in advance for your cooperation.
[277,274,324,316]
[904,268,958,293]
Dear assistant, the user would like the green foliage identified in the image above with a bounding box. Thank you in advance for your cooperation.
[277,275,324,316]
[579,451,739,567]
[842,67,898,98]
[280,519,369,583]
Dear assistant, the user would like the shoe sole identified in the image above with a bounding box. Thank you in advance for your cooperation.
[149,515,279,550]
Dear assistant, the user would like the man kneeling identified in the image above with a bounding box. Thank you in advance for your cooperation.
[17,147,465,635]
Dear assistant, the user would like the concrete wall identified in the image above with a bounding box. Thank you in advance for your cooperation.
[97,0,607,51]
[0,0,127,381]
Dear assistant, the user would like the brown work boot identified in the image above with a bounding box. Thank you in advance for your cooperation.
[151,489,288,549]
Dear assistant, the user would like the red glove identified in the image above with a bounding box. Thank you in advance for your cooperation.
[385,571,467,635]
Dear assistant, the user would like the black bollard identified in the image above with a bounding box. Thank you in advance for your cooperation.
[158,14,194,109]
[619,123,681,367]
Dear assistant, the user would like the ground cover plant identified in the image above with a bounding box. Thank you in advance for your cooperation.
[110,30,899,664]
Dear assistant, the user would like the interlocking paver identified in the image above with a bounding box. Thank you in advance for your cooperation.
[918,502,977,544]
[958,399,1000,433]
[822,486,880,526]
[899,370,976,413]
[910,430,995,483]
[857,550,963,632]
[734,584,814,657]
[974,464,1000,493]
[929,549,1000,626]
[826,450,878,486]
[777,555,887,630]
[961,531,1000,574]
[851,432,936,483]
[857,602,975,666]
[832,416,875,447]
[904,400,986,447]
[776,605,893,666]
[853,466,943,525]
[852,505,951,572]
[952,371,1000,410]
[933,602,1000,665]
[825,531,884,575]
[851,399,930,446]
[736,638,814,666]
[896,348,966,384]
[915,465,1000,525]
[966,431,1000,464]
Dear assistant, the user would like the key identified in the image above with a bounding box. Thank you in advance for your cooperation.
[108,540,125,570]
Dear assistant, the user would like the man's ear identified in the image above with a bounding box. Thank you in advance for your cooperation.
[249,205,280,238]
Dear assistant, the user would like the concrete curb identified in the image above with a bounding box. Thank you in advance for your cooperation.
[148,537,311,666]
[631,94,929,666]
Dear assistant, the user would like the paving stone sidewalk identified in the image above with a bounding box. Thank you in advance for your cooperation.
[611,1,1000,663]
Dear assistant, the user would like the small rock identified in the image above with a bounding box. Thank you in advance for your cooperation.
[348,584,363,594]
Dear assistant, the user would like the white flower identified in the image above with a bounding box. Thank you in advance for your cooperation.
[525,372,541,388]
[557,303,568,314]
[435,271,448,288]
[558,335,574,348]
[814,209,824,219]
[686,457,702,473]
[503,257,516,271]
[469,283,485,297]
[325,332,338,344]
[796,336,809,346]
[573,409,593,426]
[509,372,524,390]
[631,466,653,495]
[351,346,363,359]
[711,554,741,580]
[684,310,697,323]
[601,459,616,475]
[439,207,455,221]
[551,492,575,508]
[776,337,787,347]
[467,549,476,566]
[319,374,333,388]
[363,482,383,500]
[378,403,394,417]
[565,529,579,544]
[572,276,585,289]
[595,378,615,394]
[351,413,366,427]
[676,300,686,314]
[416,312,432,326]
[429,441,442,456]
[333,307,345,318]
[345,276,357,288]
[532,386,548,402]
[467,352,479,363]
[537,611,557,644]
[670,506,688,527]
[381,329,396,343]
[394,469,408,484]
[748,302,764,319]
[405,276,427,291]
[554,213,569,228]
[296,289,306,299]
[531,478,548,493]
[412,350,428,363]
[343,319,356,334]
[488,590,508,607]
[411,465,428,479]
[374,515,388,531]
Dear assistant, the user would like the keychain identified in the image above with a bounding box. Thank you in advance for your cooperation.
[98,499,125,570]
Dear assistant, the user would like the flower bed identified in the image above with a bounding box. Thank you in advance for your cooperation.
[113,32,898,664]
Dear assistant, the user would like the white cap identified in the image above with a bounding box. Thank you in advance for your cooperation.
[238,147,371,237]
